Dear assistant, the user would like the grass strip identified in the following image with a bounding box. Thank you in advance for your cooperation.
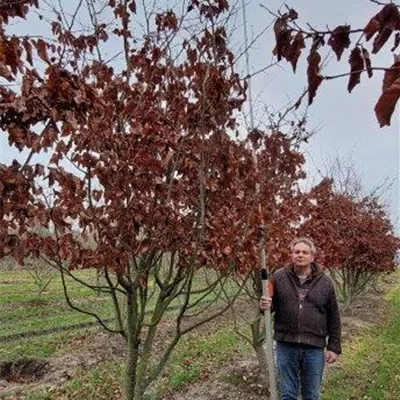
[0,326,100,362]
[0,295,110,323]
[322,281,400,400]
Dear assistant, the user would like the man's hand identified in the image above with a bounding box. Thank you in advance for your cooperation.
[326,350,339,364]
[259,295,272,311]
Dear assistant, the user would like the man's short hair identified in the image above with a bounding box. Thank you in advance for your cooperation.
[290,237,317,254]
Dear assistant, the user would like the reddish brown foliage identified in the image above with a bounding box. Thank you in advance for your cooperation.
[328,25,351,61]
[307,50,323,104]
[0,1,306,280]
[300,179,399,273]
[392,31,400,51]
[364,3,400,52]
[0,0,38,23]
[272,9,304,72]
[254,132,306,271]
[375,59,400,126]
[271,3,400,127]
[289,32,306,73]
[347,47,364,93]
[362,48,373,78]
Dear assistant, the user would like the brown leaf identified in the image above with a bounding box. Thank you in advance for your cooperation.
[272,17,292,62]
[22,39,33,66]
[328,25,351,61]
[0,62,14,81]
[0,38,5,63]
[307,50,323,105]
[35,164,45,175]
[13,243,25,265]
[364,14,381,41]
[347,47,364,93]
[310,35,325,52]
[372,27,393,54]
[364,3,400,41]
[289,32,305,72]
[0,37,20,75]
[391,32,400,52]
[375,61,400,127]
[128,0,136,13]
[51,207,69,229]
[362,48,373,78]
[222,246,232,255]
[382,61,400,92]
[36,39,50,64]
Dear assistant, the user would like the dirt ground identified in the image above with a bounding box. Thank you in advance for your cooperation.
[0,275,395,400]
[0,332,126,398]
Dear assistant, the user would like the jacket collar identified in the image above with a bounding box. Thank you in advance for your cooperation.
[287,262,323,280]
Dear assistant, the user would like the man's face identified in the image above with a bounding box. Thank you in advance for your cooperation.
[291,242,314,268]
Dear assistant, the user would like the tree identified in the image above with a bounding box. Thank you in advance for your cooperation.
[226,126,307,382]
[268,2,400,127]
[300,178,399,309]
[0,1,275,399]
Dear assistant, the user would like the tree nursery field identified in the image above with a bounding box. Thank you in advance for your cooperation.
[0,267,399,399]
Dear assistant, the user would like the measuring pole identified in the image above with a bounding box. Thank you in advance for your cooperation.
[261,261,277,399]
[241,1,278,399]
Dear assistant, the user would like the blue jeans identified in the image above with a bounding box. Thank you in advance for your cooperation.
[276,341,325,400]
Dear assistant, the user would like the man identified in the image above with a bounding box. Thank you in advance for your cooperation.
[259,237,341,400]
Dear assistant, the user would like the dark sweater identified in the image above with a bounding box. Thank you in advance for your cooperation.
[271,264,342,354]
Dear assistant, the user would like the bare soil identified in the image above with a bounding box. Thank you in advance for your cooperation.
[170,359,270,400]
[0,332,125,398]
[0,275,396,399]
[0,359,49,384]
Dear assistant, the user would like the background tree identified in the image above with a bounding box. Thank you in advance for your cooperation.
[300,178,399,309]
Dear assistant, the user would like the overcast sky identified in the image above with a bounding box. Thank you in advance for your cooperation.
[0,0,399,232]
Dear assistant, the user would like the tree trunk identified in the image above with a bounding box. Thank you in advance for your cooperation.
[133,317,159,399]
[250,319,268,382]
[125,292,139,400]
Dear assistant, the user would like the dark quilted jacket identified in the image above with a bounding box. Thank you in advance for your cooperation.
[271,263,342,354]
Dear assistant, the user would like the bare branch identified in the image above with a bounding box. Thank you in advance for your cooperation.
[367,0,398,7]
[324,66,400,80]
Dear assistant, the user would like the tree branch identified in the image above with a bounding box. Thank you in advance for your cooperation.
[324,66,400,80]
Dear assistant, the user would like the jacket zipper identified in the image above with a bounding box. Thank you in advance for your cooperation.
[285,268,324,343]
[298,301,303,343]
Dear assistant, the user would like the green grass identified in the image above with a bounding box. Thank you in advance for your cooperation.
[166,329,247,391]
[54,362,124,400]
[0,269,114,361]
[0,299,113,337]
[0,327,100,361]
[20,327,251,400]
[0,270,102,305]
[147,329,251,400]
[322,280,400,400]
[1,267,240,315]
[0,266,241,362]
[0,295,110,323]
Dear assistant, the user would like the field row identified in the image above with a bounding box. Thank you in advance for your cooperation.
[0,268,239,350]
